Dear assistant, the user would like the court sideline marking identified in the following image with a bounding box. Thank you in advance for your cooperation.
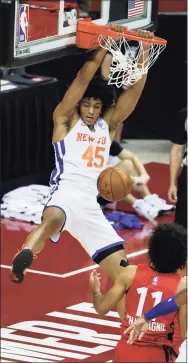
[0,249,148,279]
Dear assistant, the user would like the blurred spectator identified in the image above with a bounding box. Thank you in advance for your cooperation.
[168,107,187,229]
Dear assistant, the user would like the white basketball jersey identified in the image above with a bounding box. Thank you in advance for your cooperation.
[50,118,111,195]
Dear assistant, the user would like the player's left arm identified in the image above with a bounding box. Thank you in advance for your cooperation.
[106,31,154,130]
[89,270,127,315]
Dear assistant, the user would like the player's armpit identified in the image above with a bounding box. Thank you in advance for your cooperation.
[108,40,153,128]
[108,31,153,129]
[109,80,146,128]
[93,272,126,315]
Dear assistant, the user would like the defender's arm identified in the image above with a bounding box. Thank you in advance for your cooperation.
[89,270,127,315]
[124,283,187,344]
[168,143,184,202]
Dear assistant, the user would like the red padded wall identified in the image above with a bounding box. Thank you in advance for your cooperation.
[159,0,186,12]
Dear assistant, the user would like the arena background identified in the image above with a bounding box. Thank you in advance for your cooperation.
[27,13,187,141]
[0,1,187,195]
[0,2,187,362]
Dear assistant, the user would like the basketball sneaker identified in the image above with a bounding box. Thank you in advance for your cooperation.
[144,194,175,213]
[133,199,159,221]
[9,248,34,283]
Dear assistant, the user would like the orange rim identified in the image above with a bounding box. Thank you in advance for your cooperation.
[77,19,167,46]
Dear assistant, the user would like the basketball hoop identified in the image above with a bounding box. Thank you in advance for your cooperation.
[76,19,167,88]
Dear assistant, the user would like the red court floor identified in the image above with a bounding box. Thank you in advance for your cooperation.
[1,163,174,363]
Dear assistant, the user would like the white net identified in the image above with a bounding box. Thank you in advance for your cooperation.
[98,35,166,88]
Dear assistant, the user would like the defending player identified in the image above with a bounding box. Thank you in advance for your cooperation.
[125,286,187,362]
[10,26,153,308]
[89,223,187,362]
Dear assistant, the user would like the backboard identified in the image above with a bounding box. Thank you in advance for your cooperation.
[0,0,158,68]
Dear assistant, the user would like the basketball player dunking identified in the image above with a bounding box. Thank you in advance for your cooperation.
[10,25,153,316]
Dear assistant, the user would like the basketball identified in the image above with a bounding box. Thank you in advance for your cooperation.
[97,166,133,202]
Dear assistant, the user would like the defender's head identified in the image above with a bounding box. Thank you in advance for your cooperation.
[148,223,187,273]
[79,77,116,129]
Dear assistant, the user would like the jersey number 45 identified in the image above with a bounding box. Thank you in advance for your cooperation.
[82,146,105,168]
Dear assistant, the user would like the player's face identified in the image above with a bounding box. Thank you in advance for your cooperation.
[79,98,103,128]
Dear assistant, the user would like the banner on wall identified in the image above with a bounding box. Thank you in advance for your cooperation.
[159,0,186,12]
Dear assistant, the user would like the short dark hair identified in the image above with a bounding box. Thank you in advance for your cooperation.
[148,223,187,273]
[82,77,117,112]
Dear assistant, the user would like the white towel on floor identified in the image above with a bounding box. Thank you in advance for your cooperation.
[1,185,50,224]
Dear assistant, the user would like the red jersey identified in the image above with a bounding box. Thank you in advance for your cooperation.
[121,264,181,348]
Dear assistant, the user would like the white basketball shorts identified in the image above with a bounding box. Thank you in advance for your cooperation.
[44,182,125,261]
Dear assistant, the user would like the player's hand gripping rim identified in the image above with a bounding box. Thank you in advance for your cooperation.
[136,29,155,50]
[100,24,128,45]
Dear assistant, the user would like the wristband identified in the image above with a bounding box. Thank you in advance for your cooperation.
[144,295,179,321]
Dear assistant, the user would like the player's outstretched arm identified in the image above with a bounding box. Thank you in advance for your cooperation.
[89,270,126,315]
[53,24,125,125]
[107,30,154,130]
[53,47,107,124]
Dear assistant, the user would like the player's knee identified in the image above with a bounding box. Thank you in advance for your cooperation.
[42,207,66,234]
[119,159,133,174]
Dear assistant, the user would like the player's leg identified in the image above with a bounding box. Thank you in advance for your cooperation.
[9,186,69,283]
[23,206,66,254]
[9,207,66,283]
[82,206,128,319]
[116,159,159,220]
[117,158,174,217]
[105,156,151,214]
[98,248,128,320]
[117,159,150,197]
